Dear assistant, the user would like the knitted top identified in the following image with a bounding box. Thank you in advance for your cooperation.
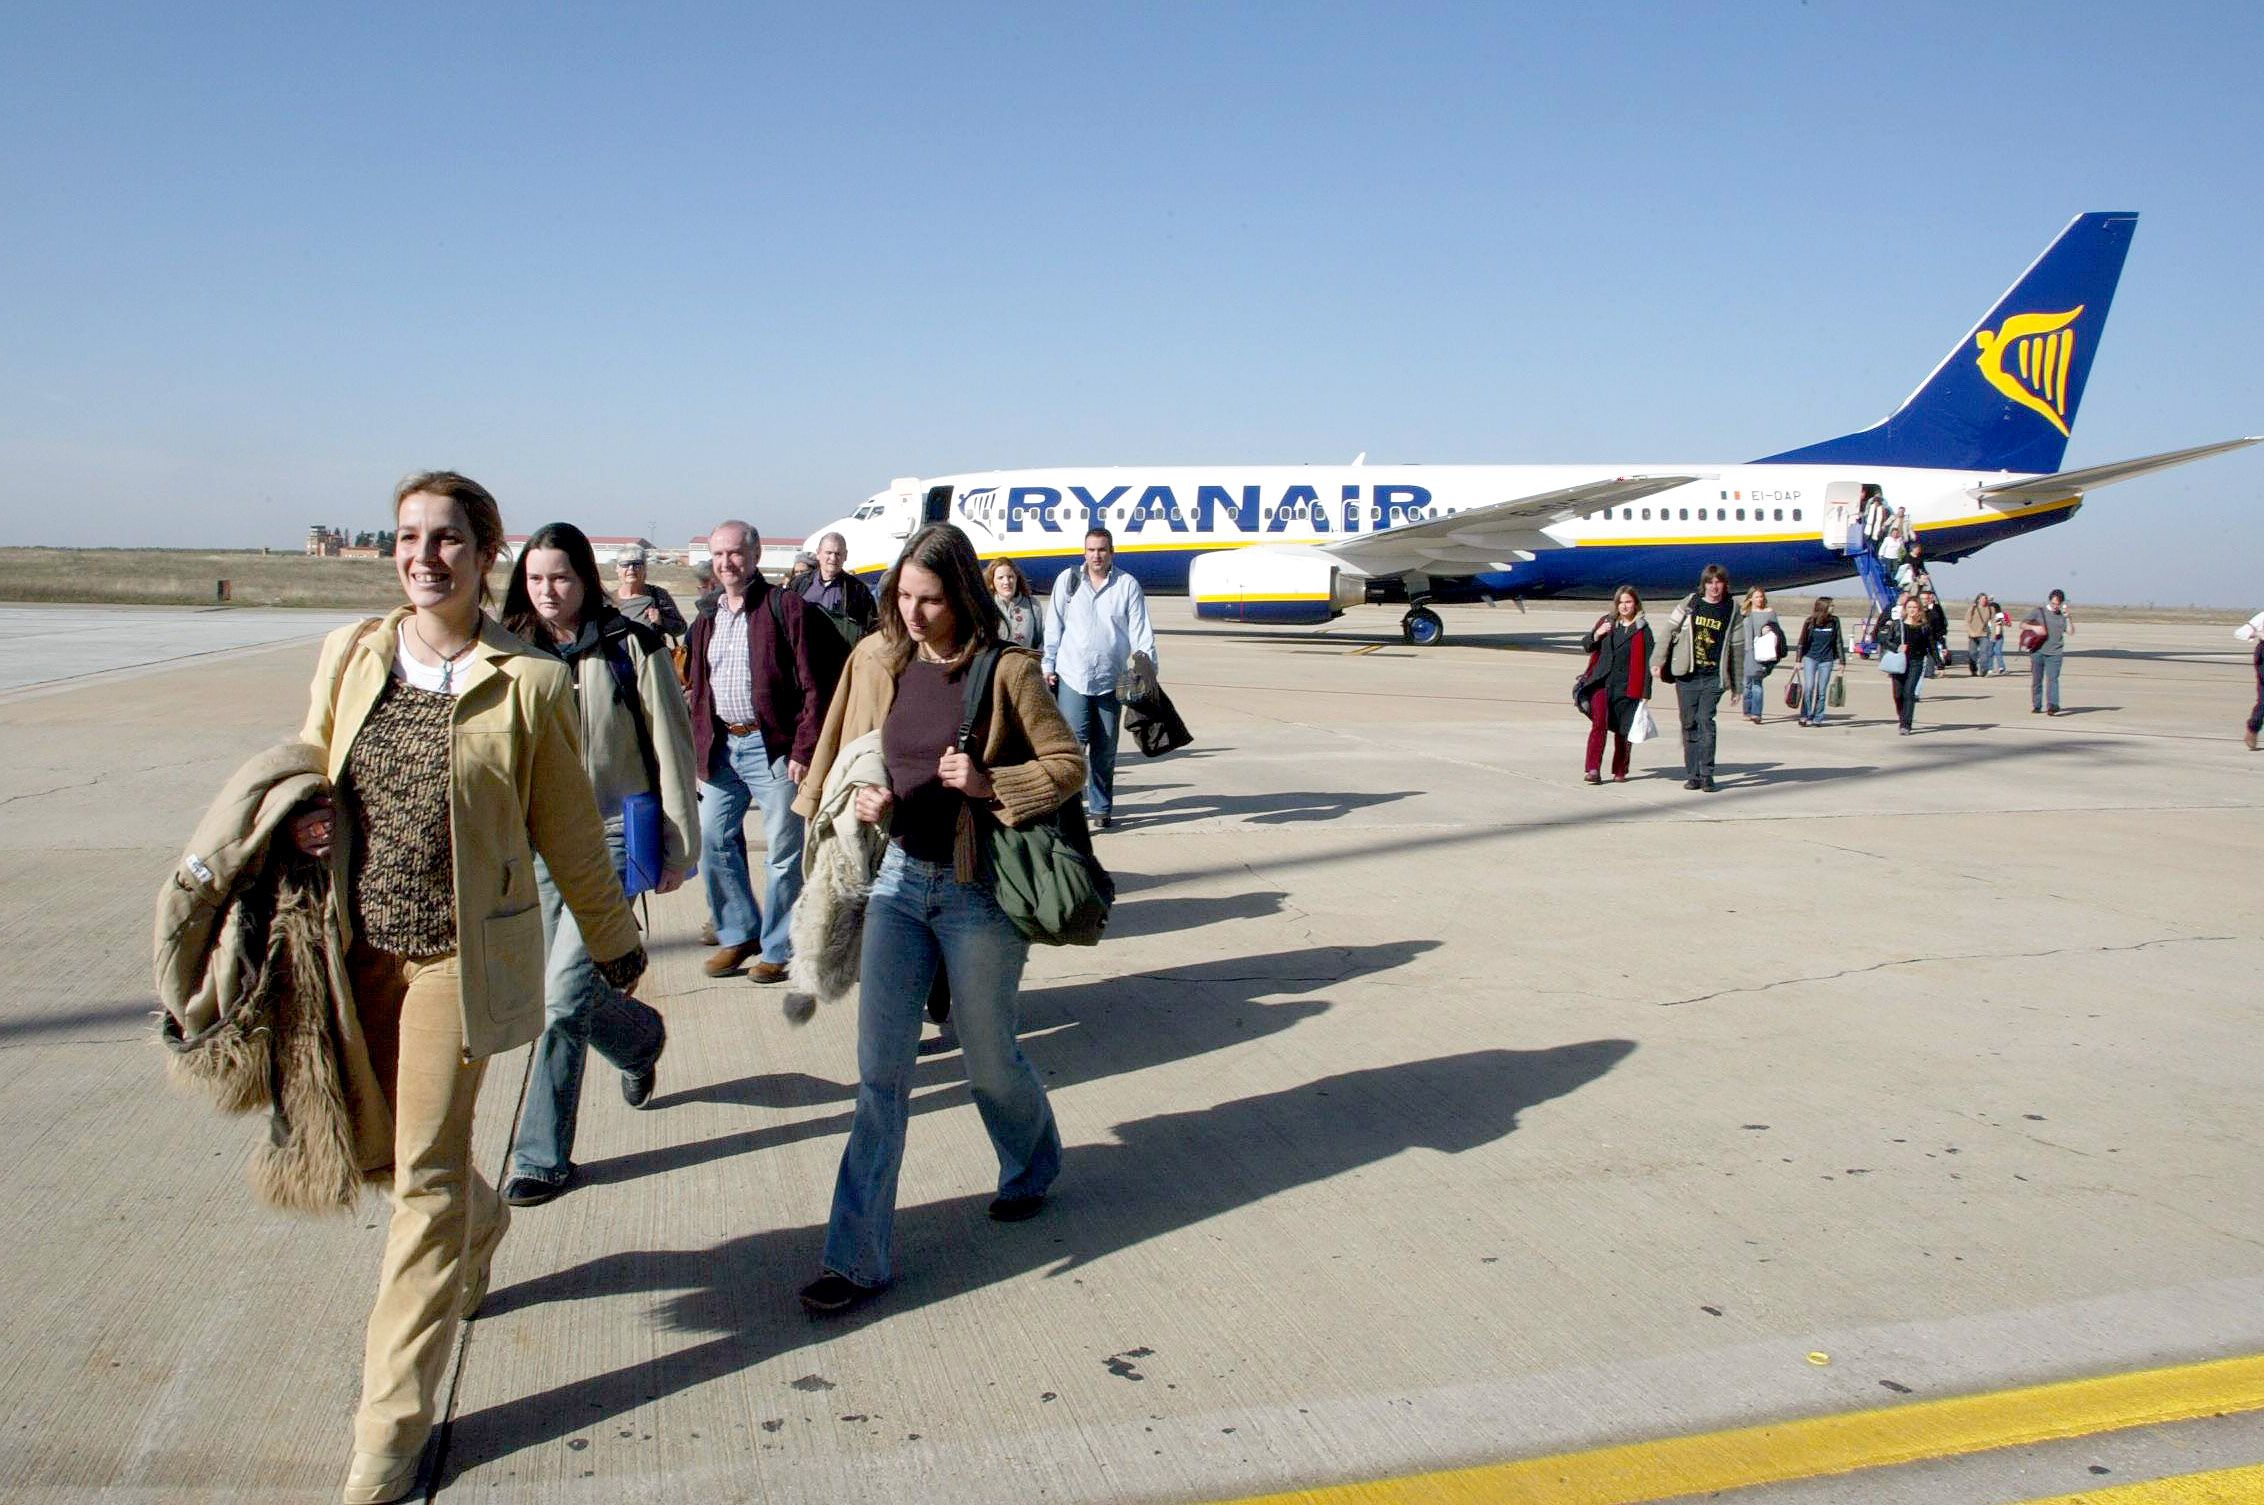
[343,680,457,957]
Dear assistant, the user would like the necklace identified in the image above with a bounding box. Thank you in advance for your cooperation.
[410,617,478,692]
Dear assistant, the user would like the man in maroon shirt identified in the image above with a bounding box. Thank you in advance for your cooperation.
[683,520,846,979]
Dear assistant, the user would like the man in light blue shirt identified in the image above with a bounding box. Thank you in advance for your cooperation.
[1042,527,1155,829]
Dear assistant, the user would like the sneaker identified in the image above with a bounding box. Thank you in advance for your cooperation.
[1612,773,1627,783]
[1700,777,1717,792]
[1096,814,1114,830]
[748,961,789,985]
[1683,777,1701,790]
[501,1168,574,1208]
[699,919,718,947]
[703,941,759,977]
[2247,728,2259,751]
[1582,771,1602,784]
[623,1021,664,1108]
[988,1193,1047,1222]
[799,1271,882,1316]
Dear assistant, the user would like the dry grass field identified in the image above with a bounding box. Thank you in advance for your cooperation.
[0,548,704,610]
[0,545,2236,621]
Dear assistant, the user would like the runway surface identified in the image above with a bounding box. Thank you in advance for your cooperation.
[3,602,2259,1503]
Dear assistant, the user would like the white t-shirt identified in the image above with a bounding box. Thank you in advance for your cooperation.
[394,623,474,696]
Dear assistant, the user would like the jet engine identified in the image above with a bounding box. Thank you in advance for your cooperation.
[1188,546,1366,626]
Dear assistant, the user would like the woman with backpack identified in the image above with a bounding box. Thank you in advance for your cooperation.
[790,523,1086,1316]
[494,523,701,1208]
[289,475,648,1504]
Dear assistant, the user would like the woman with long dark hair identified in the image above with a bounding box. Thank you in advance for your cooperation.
[788,523,1086,1316]
[290,474,644,1503]
[494,523,701,1208]
[1575,585,1651,782]
[1876,594,1937,735]
[1795,596,1848,726]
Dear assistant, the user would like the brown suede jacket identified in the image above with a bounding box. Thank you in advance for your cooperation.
[793,635,1086,855]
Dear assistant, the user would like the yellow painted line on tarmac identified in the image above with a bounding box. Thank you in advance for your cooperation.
[2014,1461,2264,1503]
[1351,643,1385,656]
[1213,1354,2264,1505]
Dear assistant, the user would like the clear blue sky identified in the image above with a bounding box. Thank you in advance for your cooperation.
[2,1,2258,604]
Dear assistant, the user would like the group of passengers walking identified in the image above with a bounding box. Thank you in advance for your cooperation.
[159,470,1158,1504]
[1575,559,2085,777]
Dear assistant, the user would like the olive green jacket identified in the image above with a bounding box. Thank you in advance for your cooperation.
[301,609,641,1059]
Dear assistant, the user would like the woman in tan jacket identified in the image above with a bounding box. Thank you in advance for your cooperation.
[791,524,1086,1316]
[291,472,645,1505]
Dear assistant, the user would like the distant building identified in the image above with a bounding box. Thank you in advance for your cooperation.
[306,525,347,557]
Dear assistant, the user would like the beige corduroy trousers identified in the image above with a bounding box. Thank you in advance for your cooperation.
[348,944,507,1457]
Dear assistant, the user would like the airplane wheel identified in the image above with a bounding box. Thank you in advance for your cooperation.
[1402,607,1445,647]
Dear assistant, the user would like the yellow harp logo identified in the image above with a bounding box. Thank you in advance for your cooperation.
[1973,306,2084,437]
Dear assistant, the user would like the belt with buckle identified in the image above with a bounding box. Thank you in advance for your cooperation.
[722,720,762,737]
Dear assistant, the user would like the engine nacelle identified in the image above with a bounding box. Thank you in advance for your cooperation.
[1189,546,1366,626]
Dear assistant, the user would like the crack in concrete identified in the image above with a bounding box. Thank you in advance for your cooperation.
[1657,934,2239,1008]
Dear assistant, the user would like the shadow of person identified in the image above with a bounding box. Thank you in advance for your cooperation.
[443,1038,1635,1476]
[1098,889,1289,940]
[1131,789,1423,829]
[571,942,1439,1193]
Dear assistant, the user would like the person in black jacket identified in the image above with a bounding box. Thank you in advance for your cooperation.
[1877,596,1937,734]
[1577,585,1654,782]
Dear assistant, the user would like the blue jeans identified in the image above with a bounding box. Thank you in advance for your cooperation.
[506,843,666,1188]
[2031,652,2063,711]
[1054,682,1121,817]
[1986,637,2007,674]
[821,846,1061,1287]
[699,728,804,963]
[1742,670,1769,719]
[1800,658,1835,722]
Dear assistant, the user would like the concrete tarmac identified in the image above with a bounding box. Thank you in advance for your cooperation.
[2,602,2259,1503]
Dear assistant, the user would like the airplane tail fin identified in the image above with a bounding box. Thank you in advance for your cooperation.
[1755,212,2138,473]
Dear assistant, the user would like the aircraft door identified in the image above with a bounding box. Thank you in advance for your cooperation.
[923,485,953,526]
[1821,481,1866,552]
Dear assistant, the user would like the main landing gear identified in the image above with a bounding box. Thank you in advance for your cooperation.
[1400,606,1444,647]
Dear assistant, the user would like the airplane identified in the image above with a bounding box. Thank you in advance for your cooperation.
[808,213,2255,645]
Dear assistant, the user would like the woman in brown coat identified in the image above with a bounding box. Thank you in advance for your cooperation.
[291,472,645,1504]
[790,523,1086,1316]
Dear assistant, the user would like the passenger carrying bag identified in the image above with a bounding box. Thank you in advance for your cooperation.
[958,646,1115,946]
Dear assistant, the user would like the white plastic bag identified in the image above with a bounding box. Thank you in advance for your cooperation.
[1753,626,1780,664]
[1629,702,1658,743]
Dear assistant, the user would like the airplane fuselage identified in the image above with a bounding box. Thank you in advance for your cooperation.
[818,462,2074,602]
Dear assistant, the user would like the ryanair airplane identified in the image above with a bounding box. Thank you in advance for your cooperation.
[812,213,2254,645]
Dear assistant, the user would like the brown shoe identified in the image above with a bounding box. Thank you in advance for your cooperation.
[748,961,789,986]
[703,941,759,977]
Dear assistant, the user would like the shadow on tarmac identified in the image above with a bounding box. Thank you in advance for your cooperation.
[0,998,156,1043]
[574,942,1436,1190]
[445,1036,1635,1476]
[1124,788,1423,829]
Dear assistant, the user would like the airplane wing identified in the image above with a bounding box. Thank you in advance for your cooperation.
[1974,436,2261,507]
[1320,474,1702,574]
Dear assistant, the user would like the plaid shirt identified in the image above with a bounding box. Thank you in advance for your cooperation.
[707,598,756,725]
